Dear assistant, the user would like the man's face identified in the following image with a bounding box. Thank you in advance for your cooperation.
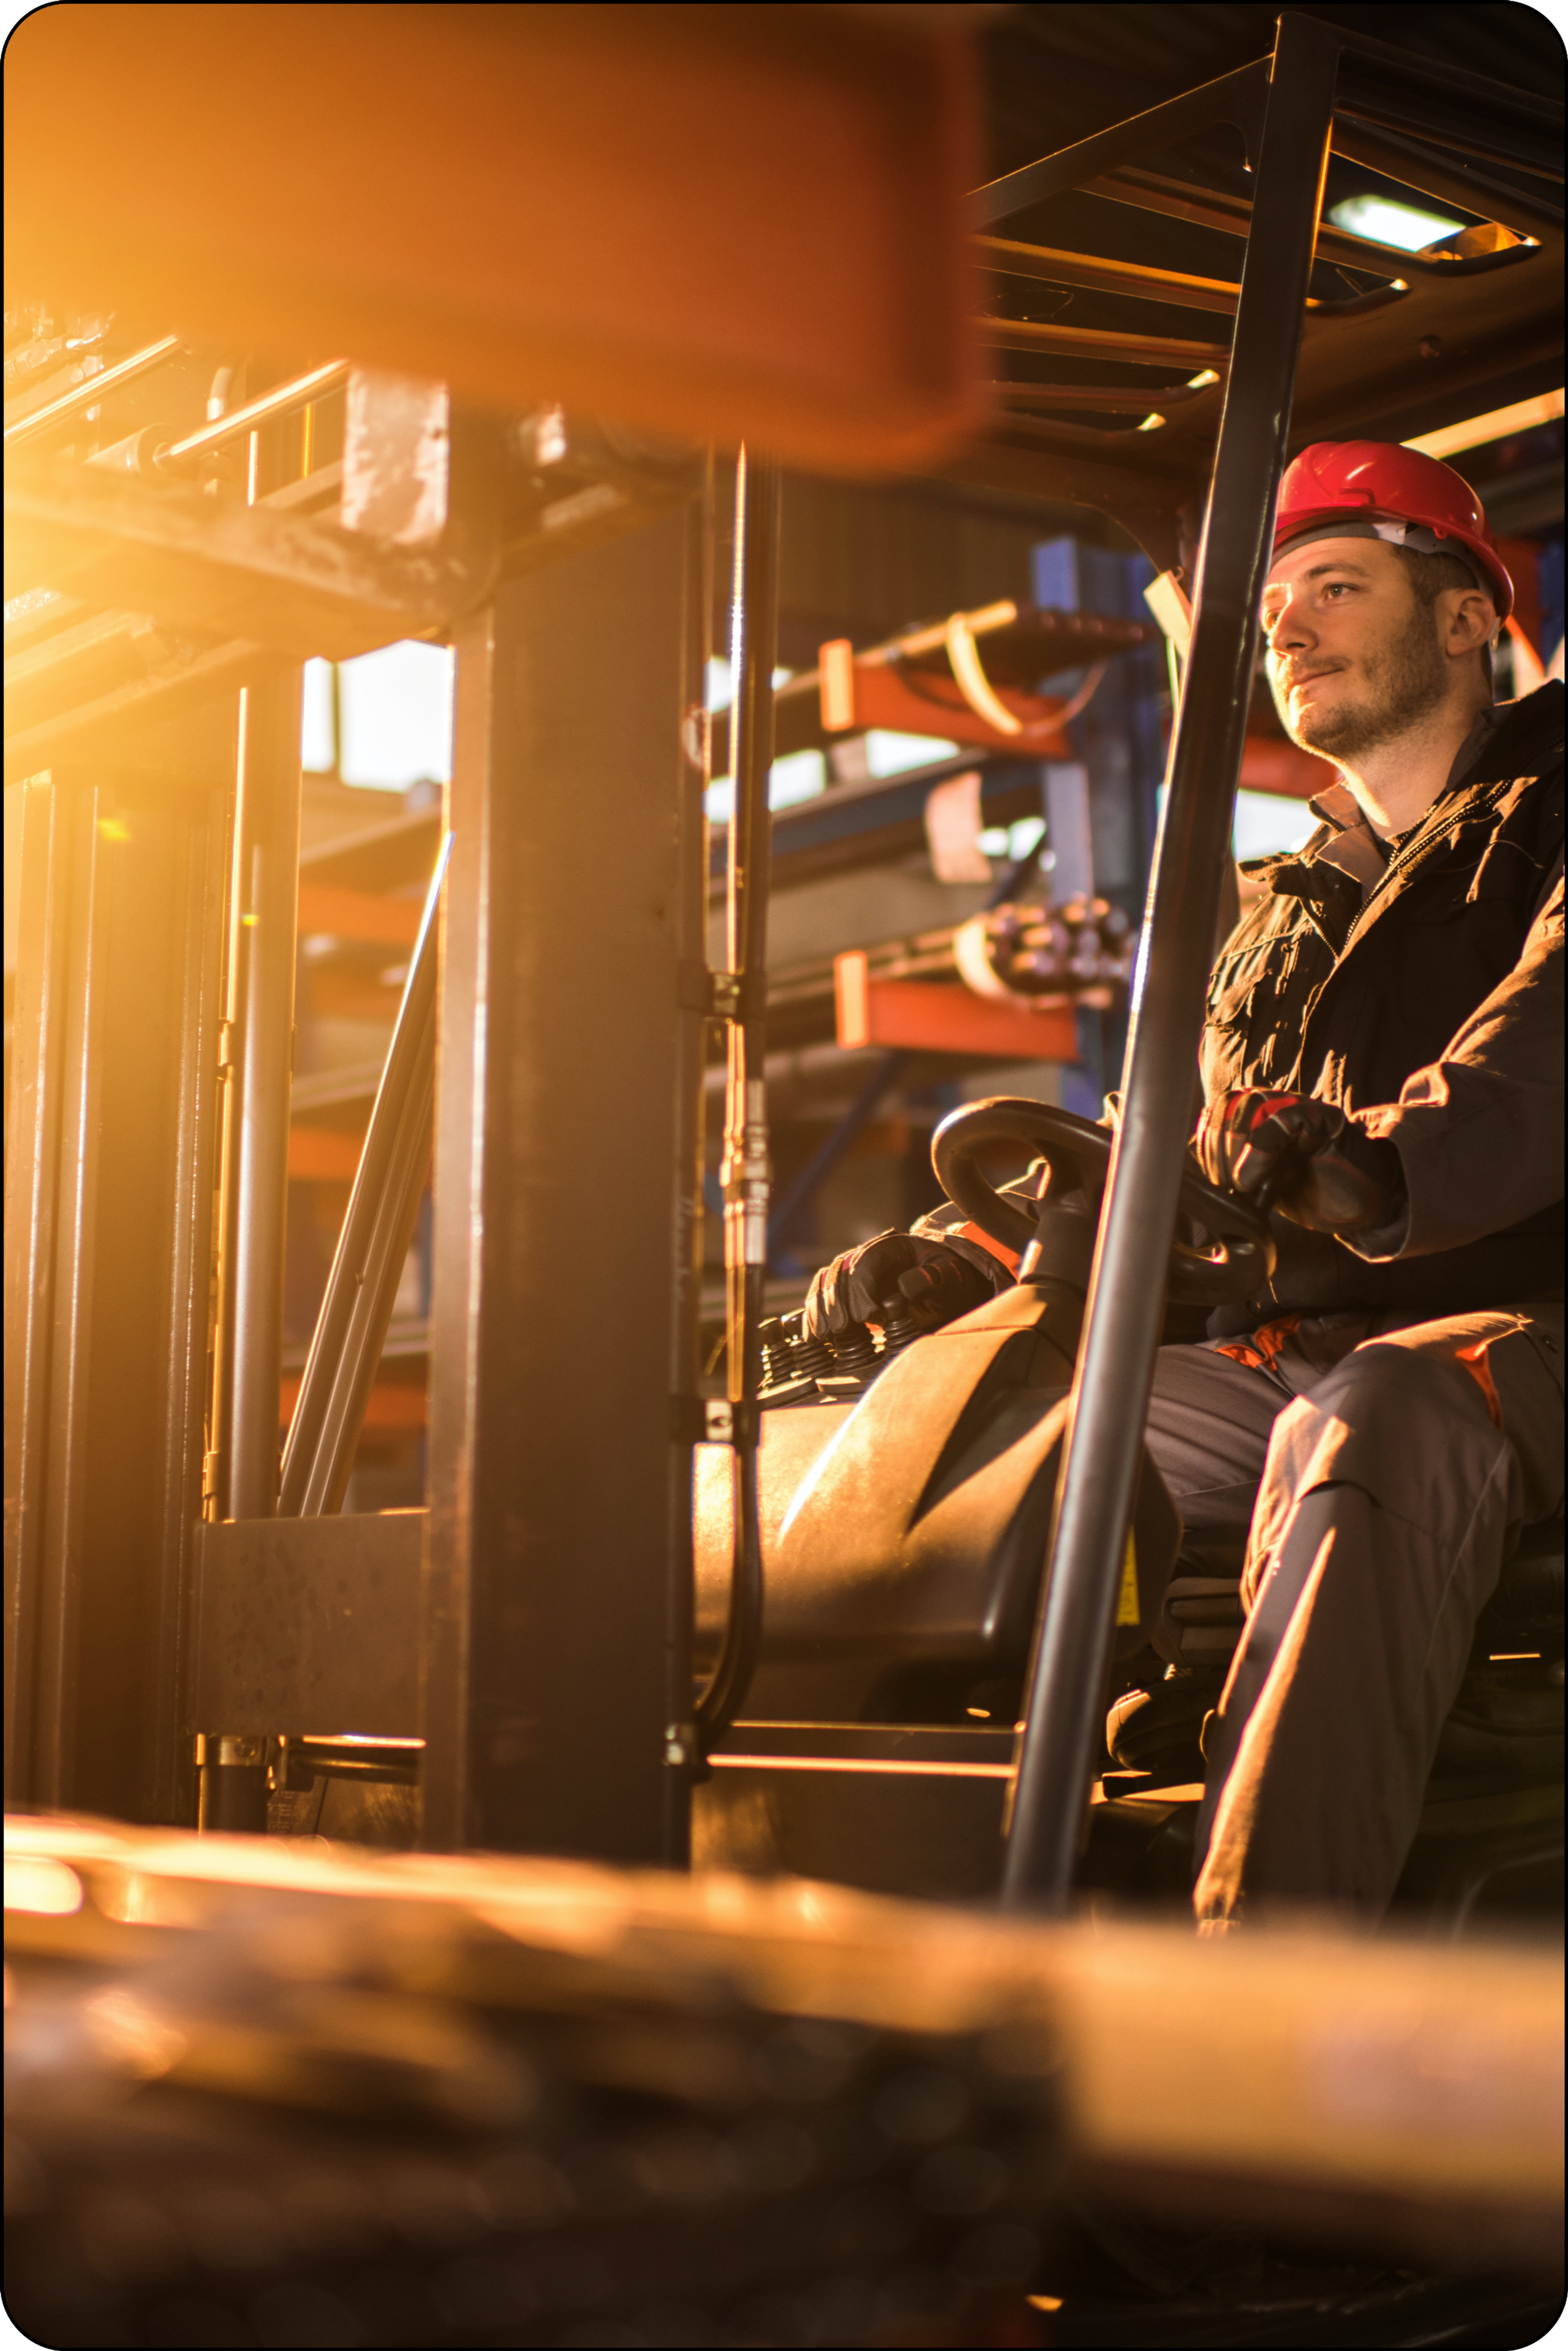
[1261,535,1456,761]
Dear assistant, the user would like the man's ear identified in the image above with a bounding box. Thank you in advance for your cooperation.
[1445,588,1498,656]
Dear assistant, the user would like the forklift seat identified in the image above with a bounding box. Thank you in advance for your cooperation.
[694,1281,1181,1724]
[1109,1517,1566,1789]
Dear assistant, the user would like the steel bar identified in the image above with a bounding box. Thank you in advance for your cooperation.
[971,60,1268,225]
[980,237,1421,322]
[1332,17,1564,129]
[1334,95,1563,188]
[12,9,987,478]
[1332,36,1563,165]
[980,317,1228,370]
[211,672,305,1522]
[977,237,1241,317]
[2,334,182,449]
[1080,166,1424,280]
[992,380,1215,414]
[156,361,350,473]
[278,838,450,1517]
[7,1814,1564,2279]
[209,417,309,1527]
[1002,10,1342,1912]
[696,448,781,1751]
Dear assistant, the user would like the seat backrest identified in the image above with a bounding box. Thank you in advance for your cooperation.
[1159,1520,1566,1678]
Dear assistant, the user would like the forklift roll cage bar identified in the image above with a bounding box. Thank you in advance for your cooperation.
[3,14,1560,1887]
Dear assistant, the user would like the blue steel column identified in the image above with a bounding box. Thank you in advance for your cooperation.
[1033,535,1165,1123]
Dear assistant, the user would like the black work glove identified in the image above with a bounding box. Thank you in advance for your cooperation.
[1194,1089,1401,1235]
[803,1230,995,1342]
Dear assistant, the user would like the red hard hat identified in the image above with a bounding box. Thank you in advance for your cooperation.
[1274,440,1512,620]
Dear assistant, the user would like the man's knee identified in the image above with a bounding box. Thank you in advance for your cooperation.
[1248,1344,1508,1588]
[1315,1339,1500,1453]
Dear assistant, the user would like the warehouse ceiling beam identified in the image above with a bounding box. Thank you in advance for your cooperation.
[971,59,1270,225]
[980,316,1231,370]
[944,15,1561,548]
[978,238,1242,317]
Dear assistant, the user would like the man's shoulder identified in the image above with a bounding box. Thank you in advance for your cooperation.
[1464,680,1564,791]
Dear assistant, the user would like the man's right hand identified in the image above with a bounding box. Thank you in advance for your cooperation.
[803,1231,994,1344]
[1194,1088,1399,1233]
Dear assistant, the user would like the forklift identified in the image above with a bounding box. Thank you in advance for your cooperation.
[686,4,1568,1909]
[4,11,1563,2340]
[679,16,1563,1931]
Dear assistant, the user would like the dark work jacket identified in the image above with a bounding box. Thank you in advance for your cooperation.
[1201,680,1564,1328]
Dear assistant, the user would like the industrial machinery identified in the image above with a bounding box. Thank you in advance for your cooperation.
[4,8,1563,2340]
[689,1092,1563,1919]
[6,0,1560,1887]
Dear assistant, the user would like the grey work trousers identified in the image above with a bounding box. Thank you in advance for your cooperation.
[1139,1303,1564,1923]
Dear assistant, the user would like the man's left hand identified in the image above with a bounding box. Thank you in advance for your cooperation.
[1195,1090,1401,1233]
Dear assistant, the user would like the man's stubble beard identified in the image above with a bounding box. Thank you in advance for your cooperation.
[1275,611,1449,762]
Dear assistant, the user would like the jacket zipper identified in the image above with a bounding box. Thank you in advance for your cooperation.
[1337,774,1520,957]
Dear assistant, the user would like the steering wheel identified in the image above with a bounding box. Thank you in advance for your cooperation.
[930,1097,1275,1306]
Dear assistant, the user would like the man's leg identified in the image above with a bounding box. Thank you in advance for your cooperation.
[1141,1339,1290,1604]
[1194,1308,1565,1925]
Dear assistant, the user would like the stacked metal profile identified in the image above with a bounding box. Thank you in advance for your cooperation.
[7,1819,1564,2349]
[6,1833,1061,2349]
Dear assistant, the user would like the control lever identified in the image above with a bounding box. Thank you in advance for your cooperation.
[757,1300,924,1406]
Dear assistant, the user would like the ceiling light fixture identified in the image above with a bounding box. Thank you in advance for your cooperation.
[1405,388,1564,461]
[1328,194,1466,251]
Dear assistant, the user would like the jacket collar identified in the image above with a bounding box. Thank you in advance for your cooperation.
[1302,783,1386,896]
[1274,681,1563,903]
[1238,681,1563,915]
[1447,678,1562,795]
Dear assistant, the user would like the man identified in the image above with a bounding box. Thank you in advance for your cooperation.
[802,440,1564,1925]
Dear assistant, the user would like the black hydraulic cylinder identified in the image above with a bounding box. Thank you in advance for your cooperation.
[1002,11,1342,1911]
[278,837,450,1516]
[697,447,781,1749]
[195,1735,270,1834]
